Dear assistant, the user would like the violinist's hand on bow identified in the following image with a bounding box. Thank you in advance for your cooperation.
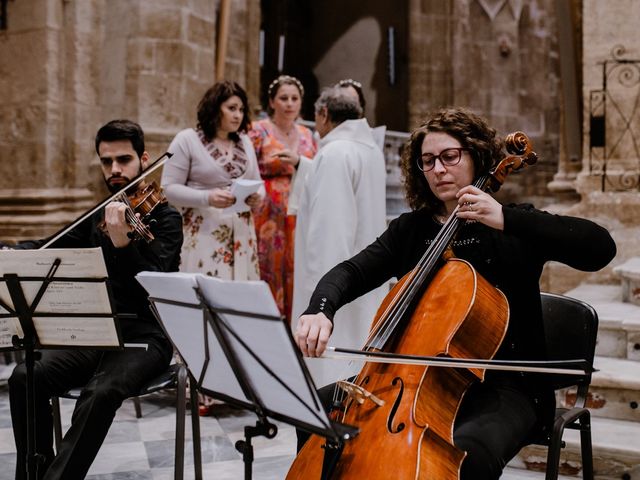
[208,188,236,209]
[456,185,504,231]
[295,312,333,357]
[104,201,133,248]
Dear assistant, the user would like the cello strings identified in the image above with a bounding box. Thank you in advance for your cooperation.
[365,175,488,350]
[337,174,488,408]
[366,208,461,345]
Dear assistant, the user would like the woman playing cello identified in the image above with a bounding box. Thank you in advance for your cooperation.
[293,108,616,479]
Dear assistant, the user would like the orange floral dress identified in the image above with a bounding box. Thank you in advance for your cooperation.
[249,119,316,322]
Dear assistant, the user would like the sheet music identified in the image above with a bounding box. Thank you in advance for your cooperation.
[136,272,333,432]
[0,248,119,348]
[196,276,331,430]
[0,317,23,349]
[33,316,120,346]
[0,248,109,308]
[223,179,264,214]
[135,271,249,402]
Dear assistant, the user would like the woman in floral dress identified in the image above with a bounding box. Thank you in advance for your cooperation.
[249,75,316,322]
[162,81,262,283]
[162,81,263,415]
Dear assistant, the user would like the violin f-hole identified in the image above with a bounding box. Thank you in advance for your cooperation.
[387,376,405,434]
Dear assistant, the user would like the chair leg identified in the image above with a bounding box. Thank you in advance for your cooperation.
[174,365,187,480]
[579,413,594,480]
[545,429,564,480]
[52,397,63,452]
[189,374,203,480]
[133,397,143,419]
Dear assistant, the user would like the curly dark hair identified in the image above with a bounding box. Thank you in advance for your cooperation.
[400,108,505,213]
[196,81,251,142]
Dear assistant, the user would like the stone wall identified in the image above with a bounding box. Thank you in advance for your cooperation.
[543,0,640,293]
[0,0,260,241]
[407,0,562,206]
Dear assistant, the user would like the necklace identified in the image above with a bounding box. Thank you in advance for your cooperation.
[271,118,298,145]
[213,137,234,157]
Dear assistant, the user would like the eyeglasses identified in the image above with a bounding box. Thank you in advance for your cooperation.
[417,147,468,172]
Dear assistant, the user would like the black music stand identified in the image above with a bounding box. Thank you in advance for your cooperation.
[137,272,358,480]
[0,250,121,480]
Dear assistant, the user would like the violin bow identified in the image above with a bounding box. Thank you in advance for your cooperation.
[39,152,173,249]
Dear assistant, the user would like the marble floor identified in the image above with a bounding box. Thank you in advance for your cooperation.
[0,360,297,480]
[0,360,566,480]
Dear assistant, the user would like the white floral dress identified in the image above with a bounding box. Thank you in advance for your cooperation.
[162,128,262,281]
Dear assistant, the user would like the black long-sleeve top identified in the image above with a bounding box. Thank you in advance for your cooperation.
[304,204,616,399]
[10,202,183,342]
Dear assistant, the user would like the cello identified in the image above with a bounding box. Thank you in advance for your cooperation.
[287,132,538,479]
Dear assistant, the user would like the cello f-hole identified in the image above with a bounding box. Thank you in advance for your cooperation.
[387,377,405,434]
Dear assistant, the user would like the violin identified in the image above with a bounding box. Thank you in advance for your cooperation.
[40,152,172,249]
[287,132,538,480]
[103,181,168,243]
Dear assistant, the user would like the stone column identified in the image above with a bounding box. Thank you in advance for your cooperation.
[547,0,582,202]
[407,0,453,130]
[0,0,97,241]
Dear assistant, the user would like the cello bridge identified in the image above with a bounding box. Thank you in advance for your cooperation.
[336,380,385,407]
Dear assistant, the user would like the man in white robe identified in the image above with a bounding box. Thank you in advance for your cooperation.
[291,87,387,387]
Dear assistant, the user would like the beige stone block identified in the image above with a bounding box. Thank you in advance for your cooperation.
[155,42,187,76]
[126,39,156,74]
[73,0,101,35]
[0,143,46,190]
[197,49,216,81]
[628,333,640,361]
[596,326,628,359]
[0,32,50,102]
[5,0,49,31]
[140,5,183,40]
[136,74,185,129]
[0,188,96,241]
[418,0,452,17]
[182,44,199,78]
[224,60,244,85]
[187,0,217,19]
[187,13,215,45]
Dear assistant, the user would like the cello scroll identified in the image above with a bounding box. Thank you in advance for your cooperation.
[485,131,538,193]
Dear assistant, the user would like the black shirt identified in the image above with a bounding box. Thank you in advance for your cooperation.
[304,204,616,399]
[11,202,183,342]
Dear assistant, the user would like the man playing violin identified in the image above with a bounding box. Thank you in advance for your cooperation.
[6,119,183,480]
[293,108,616,479]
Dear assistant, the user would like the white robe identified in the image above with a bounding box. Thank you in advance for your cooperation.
[291,118,387,387]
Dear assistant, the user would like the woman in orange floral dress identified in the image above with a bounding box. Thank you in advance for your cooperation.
[249,75,317,322]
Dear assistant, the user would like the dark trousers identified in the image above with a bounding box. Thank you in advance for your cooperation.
[9,336,172,480]
[297,380,543,480]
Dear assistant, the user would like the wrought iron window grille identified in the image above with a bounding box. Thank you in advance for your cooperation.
[589,45,640,192]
